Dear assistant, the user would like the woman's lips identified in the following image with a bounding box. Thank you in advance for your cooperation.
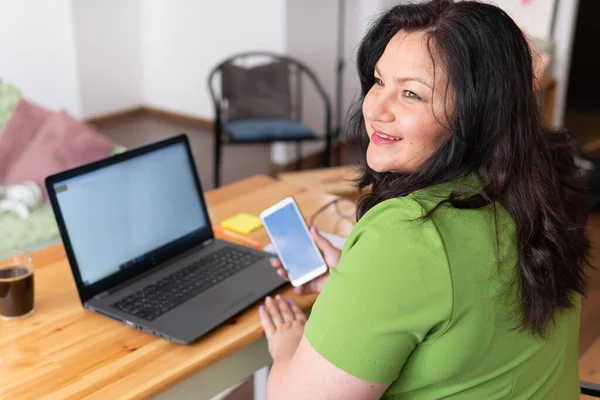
[370,127,403,145]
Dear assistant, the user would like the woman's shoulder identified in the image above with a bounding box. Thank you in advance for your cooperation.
[357,196,426,227]
[352,186,449,236]
[347,175,508,256]
[336,195,454,338]
[344,196,444,260]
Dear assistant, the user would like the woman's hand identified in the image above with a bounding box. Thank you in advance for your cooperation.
[259,295,307,361]
[271,226,343,294]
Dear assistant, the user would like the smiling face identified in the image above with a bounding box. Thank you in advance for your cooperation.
[363,30,454,173]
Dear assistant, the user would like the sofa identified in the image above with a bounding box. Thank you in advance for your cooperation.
[0,80,124,252]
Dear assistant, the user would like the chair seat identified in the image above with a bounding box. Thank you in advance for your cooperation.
[224,118,316,143]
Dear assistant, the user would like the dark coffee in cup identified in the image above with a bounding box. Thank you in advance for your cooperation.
[0,266,34,319]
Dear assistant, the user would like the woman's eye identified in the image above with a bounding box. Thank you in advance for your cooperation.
[402,90,421,100]
[374,77,384,87]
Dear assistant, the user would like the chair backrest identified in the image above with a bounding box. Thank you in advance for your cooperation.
[207,51,331,136]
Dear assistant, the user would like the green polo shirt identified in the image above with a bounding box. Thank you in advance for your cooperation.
[304,181,580,399]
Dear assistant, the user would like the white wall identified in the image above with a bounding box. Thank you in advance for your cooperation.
[342,0,385,126]
[72,0,143,119]
[551,0,579,127]
[0,0,82,117]
[271,0,338,164]
[140,0,287,119]
[484,0,556,39]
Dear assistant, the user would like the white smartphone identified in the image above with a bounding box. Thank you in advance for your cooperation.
[260,197,328,287]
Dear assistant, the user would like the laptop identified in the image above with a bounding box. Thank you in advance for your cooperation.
[45,134,284,344]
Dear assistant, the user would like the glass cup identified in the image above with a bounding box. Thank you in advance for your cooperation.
[0,250,34,320]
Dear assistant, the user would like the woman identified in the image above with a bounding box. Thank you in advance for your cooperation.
[259,0,588,398]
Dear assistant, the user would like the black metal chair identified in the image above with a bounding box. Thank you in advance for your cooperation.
[207,51,333,188]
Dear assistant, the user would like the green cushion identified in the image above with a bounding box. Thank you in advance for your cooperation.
[0,81,22,134]
[110,145,127,156]
[0,206,60,252]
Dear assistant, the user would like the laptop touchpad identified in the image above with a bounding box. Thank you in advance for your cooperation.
[216,291,254,316]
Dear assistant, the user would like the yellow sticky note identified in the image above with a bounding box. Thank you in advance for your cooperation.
[221,213,263,235]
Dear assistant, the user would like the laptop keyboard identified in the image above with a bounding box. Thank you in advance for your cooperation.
[111,247,265,321]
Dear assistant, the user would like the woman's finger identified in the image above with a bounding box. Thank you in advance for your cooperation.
[259,304,275,337]
[311,227,337,255]
[276,295,295,323]
[311,226,342,267]
[265,296,284,327]
[277,268,290,281]
[271,258,290,282]
[288,299,307,322]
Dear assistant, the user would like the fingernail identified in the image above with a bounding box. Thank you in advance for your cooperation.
[259,305,265,312]
[312,226,318,233]
[275,294,282,300]
[288,298,294,303]
[266,296,272,302]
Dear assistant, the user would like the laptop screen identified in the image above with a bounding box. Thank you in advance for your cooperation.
[52,141,207,287]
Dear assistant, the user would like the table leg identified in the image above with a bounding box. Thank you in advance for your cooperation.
[253,366,270,400]
[153,337,271,400]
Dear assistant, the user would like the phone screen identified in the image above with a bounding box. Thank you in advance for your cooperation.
[262,201,325,282]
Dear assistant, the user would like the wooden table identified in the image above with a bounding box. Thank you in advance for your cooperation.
[278,165,363,201]
[0,175,355,400]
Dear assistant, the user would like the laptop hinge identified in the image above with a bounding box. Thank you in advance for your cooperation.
[94,291,110,300]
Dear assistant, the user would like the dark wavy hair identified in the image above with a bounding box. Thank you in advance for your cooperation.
[348,0,589,336]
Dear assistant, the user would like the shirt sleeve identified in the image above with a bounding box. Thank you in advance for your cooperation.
[304,198,453,383]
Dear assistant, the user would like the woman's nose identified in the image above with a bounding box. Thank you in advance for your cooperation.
[363,90,394,123]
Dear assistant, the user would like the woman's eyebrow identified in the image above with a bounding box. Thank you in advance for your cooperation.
[375,65,433,90]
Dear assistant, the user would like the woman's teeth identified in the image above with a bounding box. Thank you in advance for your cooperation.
[375,132,402,141]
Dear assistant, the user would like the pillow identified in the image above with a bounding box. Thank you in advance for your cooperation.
[4,110,114,190]
[221,59,292,121]
[0,100,51,182]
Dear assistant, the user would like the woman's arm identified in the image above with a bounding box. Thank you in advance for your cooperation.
[269,336,390,400]
[260,296,390,400]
